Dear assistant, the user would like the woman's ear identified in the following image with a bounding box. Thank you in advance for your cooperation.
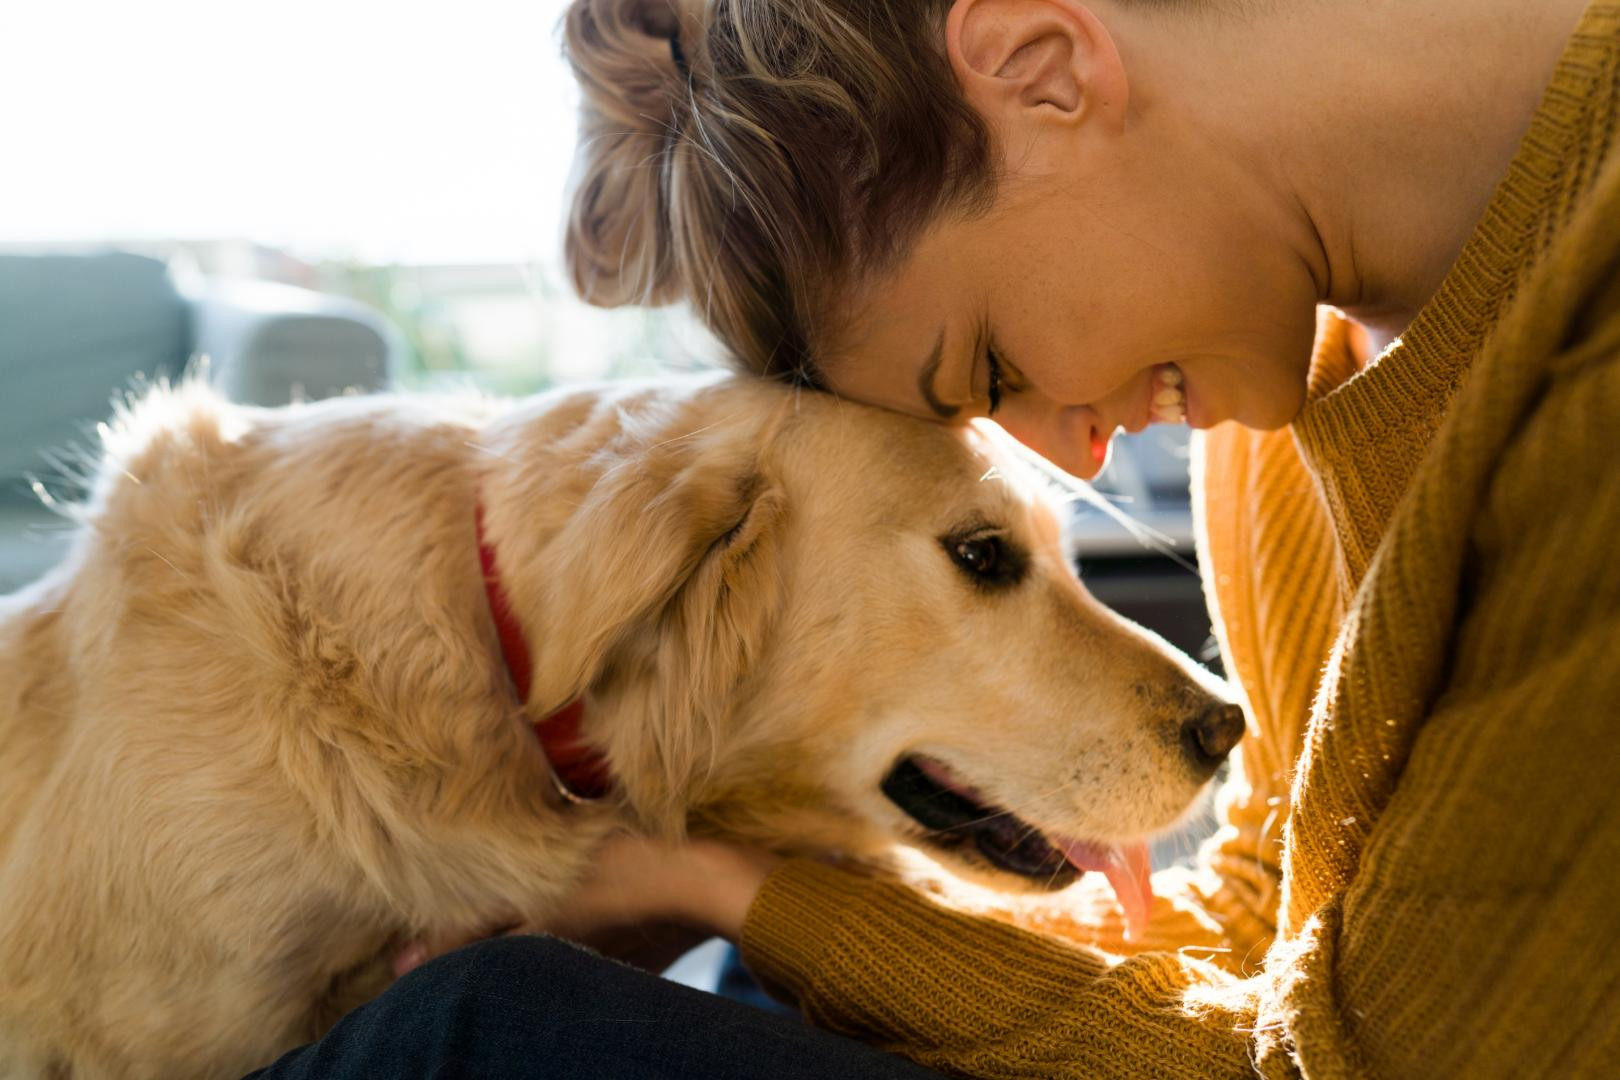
[946,0,1127,137]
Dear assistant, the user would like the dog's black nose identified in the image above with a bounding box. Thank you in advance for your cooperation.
[1181,704,1245,773]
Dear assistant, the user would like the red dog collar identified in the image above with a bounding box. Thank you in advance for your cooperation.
[475,502,612,803]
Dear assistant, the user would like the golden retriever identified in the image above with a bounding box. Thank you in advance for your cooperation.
[0,375,1239,1079]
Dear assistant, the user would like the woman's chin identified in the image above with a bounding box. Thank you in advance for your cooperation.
[1216,380,1310,431]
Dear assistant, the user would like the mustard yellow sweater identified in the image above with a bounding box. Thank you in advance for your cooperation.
[738,6,1620,1076]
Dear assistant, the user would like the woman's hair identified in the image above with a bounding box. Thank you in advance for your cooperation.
[562,0,997,385]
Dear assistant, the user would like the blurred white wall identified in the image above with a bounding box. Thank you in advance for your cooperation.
[0,0,579,265]
[0,0,721,390]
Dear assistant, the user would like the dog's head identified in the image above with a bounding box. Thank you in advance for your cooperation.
[484,376,1239,919]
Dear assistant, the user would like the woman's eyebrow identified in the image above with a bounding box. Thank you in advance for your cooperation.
[917,328,960,419]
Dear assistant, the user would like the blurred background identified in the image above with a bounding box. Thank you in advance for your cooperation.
[0,0,1216,994]
[0,0,719,393]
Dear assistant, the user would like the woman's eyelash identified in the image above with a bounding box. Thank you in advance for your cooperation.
[986,346,1005,416]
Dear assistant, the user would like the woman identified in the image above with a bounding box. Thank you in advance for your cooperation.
[257,1,1620,1077]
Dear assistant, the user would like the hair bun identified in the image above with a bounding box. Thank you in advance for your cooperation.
[563,0,694,308]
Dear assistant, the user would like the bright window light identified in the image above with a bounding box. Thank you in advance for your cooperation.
[0,0,718,390]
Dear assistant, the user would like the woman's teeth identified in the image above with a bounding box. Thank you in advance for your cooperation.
[1149,364,1187,424]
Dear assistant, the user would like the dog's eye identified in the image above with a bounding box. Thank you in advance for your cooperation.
[952,537,1000,575]
[942,532,1026,590]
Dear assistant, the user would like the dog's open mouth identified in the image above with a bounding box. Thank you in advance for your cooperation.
[882,755,1155,936]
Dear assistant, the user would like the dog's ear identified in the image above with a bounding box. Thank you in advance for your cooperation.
[606,474,789,827]
[510,416,788,820]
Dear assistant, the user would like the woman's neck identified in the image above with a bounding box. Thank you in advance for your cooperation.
[1106,0,1591,346]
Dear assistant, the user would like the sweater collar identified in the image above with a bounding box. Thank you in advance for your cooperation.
[1291,2,1620,594]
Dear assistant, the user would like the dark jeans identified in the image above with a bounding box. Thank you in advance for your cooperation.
[245,936,946,1079]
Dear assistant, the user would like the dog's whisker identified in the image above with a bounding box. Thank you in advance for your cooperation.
[916,772,1086,836]
[143,547,184,577]
[640,412,746,453]
[463,441,519,464]
[590,410,751,489]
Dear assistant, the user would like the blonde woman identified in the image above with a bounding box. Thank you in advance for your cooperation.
[262,2,1619,1077]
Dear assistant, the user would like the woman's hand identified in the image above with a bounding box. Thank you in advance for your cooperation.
[392,834,779,978]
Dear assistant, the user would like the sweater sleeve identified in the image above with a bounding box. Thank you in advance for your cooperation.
[741,859,1261,1080]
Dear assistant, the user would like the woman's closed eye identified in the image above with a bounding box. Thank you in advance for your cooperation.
[983,338,1030,418]
[986,345,1006,416]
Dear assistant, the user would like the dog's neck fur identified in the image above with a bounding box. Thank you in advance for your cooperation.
[474,498,613,802]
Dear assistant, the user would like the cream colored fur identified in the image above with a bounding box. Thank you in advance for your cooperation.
[0,375,1226,1078]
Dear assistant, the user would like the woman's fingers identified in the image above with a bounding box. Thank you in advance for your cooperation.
[543,833,779,940]
[391,941,430,979]
[389,835,781,981]
[392,923,514,979]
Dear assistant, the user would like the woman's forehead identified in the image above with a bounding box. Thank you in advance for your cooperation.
[821,222,985,413]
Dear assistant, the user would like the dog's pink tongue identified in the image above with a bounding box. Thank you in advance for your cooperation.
[1056,838,1154,940]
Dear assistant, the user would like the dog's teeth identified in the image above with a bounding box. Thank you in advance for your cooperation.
[1160,366,1184,388]
[1152,388,1184,407]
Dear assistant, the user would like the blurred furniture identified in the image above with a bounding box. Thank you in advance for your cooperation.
[0,251,399,593]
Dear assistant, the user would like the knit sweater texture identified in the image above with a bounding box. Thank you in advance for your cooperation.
[738,5,1620,1076]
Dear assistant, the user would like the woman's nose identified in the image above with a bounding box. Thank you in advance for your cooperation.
[993,402,1104,480]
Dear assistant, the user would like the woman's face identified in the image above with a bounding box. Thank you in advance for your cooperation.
[820,165,1321,480]
[815,0,1323,480]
